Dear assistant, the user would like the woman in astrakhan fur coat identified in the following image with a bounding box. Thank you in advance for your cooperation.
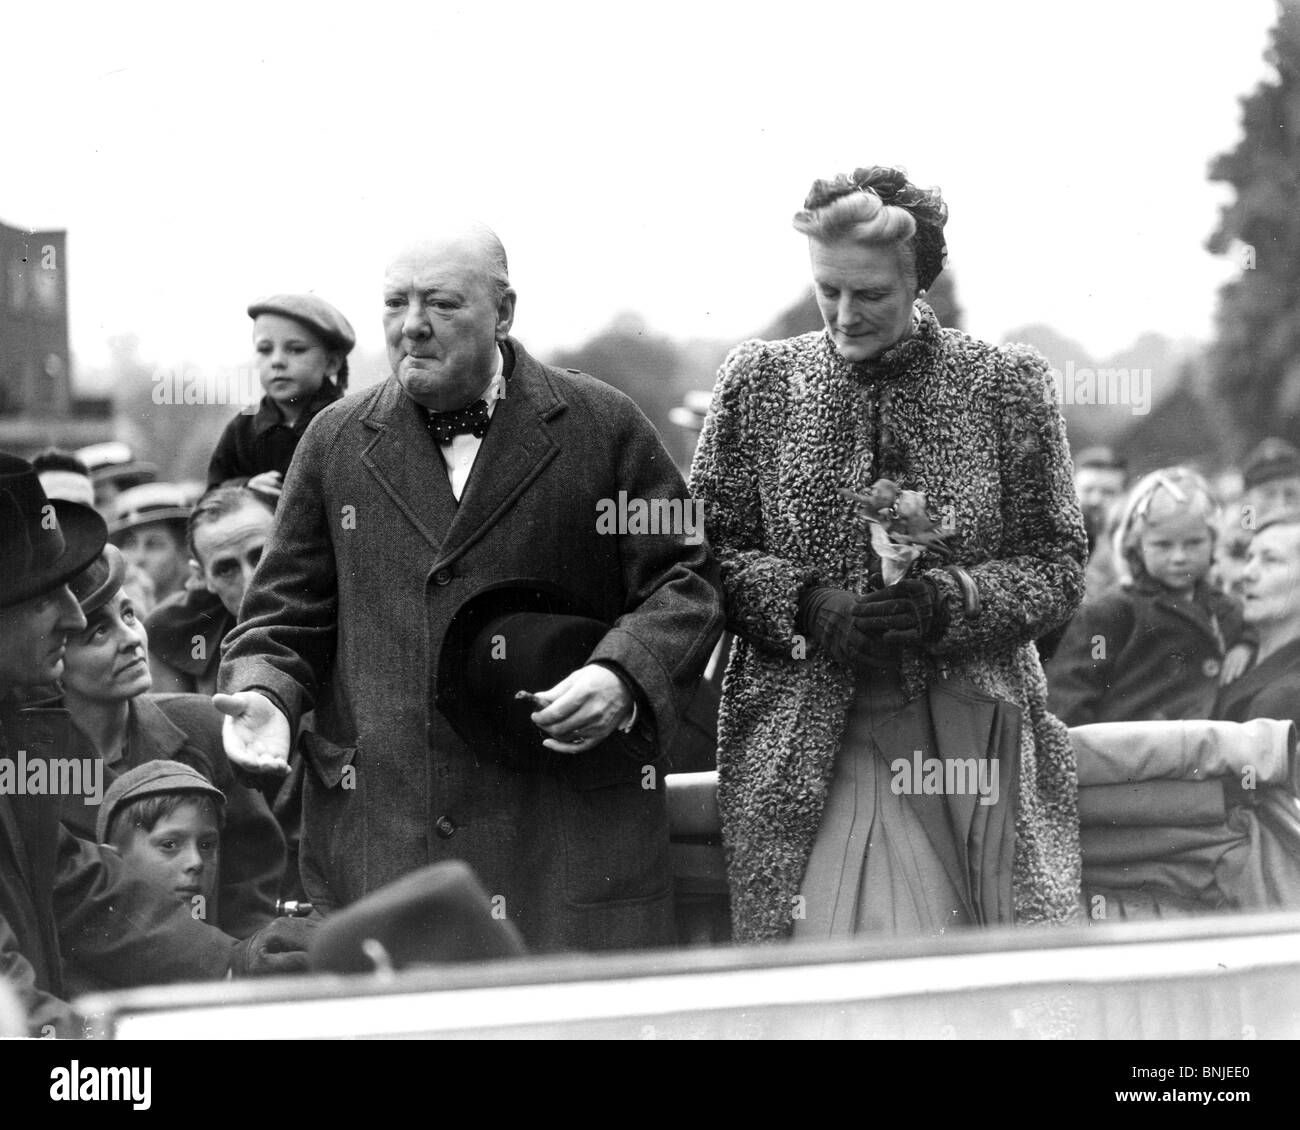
[689,166,1088,942]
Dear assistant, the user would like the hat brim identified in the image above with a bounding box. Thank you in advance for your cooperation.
[107,507,191,538]
[0,500,108,609]
[436,579,600,767]
[247,304,355,355]
[74,544,127,614]
[90,461,159,488]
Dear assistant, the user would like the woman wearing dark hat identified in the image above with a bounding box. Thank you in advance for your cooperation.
[60,543,284,938]
[207,293,356,493]
[690,166,1088,941]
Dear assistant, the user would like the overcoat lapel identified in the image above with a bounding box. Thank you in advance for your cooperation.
[437,345,563,567]
[357,343,563,566]
[360,378,460,551]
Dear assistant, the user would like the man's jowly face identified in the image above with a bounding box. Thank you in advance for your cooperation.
[192,502,274,617]
[383,239,515,412]
[0,585,86,689]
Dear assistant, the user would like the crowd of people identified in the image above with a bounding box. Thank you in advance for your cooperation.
[3,167,1300,1037]
[1045,438,1300,731]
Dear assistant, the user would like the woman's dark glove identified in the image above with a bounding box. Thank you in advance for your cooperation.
[854,577,947,646]
[228,916,319,977]
[798,586,900,669]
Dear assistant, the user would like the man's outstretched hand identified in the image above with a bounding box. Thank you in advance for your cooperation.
[214,691,292,775]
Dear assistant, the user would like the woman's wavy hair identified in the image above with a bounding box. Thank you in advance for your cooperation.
[792,166,949,292]
[1113,466,1220,588]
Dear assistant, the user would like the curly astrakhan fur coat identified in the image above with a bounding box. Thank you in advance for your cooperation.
[689,301,1088,941]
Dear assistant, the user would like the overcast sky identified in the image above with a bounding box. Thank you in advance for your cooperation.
[2,0,1280,386]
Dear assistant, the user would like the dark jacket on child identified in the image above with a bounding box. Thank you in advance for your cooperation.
[207,381,344,488]
[1047,576,1244,726]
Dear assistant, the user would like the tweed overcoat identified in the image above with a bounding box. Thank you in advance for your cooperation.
[220,339,723,953]
[689,302,1088,941]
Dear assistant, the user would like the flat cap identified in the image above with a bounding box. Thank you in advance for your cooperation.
[248,293,356,354]
[97,759,226,843]
[1243,437,1300,490]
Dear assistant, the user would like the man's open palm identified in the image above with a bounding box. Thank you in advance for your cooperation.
[214,691,292,775]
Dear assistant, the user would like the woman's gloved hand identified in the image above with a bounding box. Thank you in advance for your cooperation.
[854,577,946,646]
[798,586,902,669]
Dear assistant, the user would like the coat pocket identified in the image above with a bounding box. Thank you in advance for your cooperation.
[297,732,366,909]
[558,778,671,911]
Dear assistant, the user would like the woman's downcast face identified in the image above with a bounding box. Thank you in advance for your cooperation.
[809,238,917,364]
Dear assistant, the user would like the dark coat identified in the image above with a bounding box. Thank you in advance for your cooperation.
[0,704,233,1034]
[145,587,230,696]
[59,693,284,938]
[689,305,1089,939]
[207,381,344,487]
[220,339,724,952]
[1046,577,1244,726]
[1213,638,1300,727]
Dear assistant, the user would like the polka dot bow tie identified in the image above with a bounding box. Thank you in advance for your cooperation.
[425,399,491,444]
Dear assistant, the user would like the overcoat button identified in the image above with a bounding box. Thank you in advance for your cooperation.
[433,569,452,586]
[1203,658,1221,678]
[434,815,458,838]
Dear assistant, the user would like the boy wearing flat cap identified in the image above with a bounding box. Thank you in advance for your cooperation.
[98,761,225,918]
[207,293,356,494]
[59,543,284,938]
[0,454,313,1036]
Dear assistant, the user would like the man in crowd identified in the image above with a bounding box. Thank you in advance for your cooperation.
[1241,437,1300,523]
[1073,445,1128,596]
[0,454,311,1035]
[217,222,722,952]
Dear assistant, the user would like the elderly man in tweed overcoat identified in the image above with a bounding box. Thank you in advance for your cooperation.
[218,224,722,953]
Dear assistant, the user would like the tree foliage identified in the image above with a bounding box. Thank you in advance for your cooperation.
[1207,0,1300,450]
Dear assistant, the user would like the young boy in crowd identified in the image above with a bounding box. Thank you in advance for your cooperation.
[97,761,226,924]
[1047,467,1244,725]
[207,293,355,493]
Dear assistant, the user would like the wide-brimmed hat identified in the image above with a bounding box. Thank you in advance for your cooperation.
[107,482,194,539]
[68,544,127,614]
[309,860,527,973]
[75,441,159,492]
[0,453,107,608]
[436,579,610,770]
[435,578,660,785]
